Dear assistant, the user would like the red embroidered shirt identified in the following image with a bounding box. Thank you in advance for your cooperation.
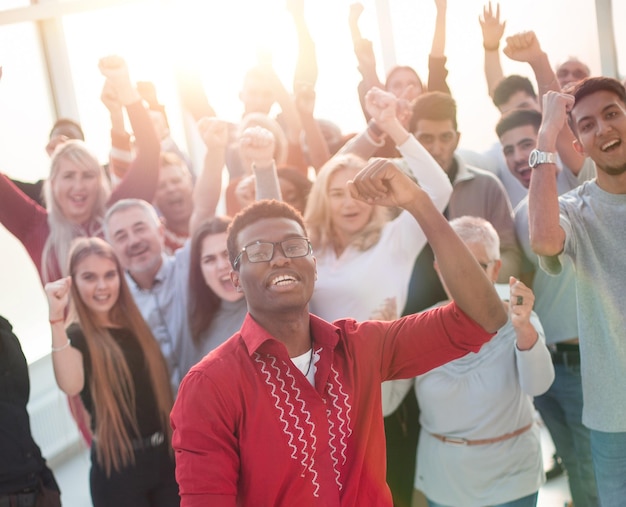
[171,302,494,507]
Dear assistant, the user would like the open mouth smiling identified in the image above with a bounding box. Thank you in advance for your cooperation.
[601,139,621,152]
[270,274,298,287]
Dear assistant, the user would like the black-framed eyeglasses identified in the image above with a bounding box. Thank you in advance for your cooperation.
[233,237,312,270]
[478,260,496,271]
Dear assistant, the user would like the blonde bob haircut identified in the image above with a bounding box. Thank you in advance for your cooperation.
[42,140,111,282]
[304,153,389,252]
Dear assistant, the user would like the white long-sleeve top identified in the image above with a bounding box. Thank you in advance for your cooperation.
[310,135,453,323]
[413,311,554,507]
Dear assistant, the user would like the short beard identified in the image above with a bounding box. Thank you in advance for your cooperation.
[599,161,626,176]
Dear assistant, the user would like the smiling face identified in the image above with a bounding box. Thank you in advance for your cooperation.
[201,232,242,302]
[154,163,194,227]
[73,254,120,325]
[51,158,101,225]
[230,217,316,318]
[499,124,538,189]
[327,166,374,248]
[106,206,164,280]
[571,90,626,178]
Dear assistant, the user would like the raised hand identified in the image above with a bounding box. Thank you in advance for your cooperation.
[197,117,230,150]
[100,79,122,114]
[348,157,417,209]
[434,0,447,12]
[508,276,538,349]
[45,276,72,321]
[539,91,575,151]
[286,0,304,18]
[239,126,276,169]
[349,2,365,27]
[98,55,139,105]
[365,87,400,130]
[503,31,543,64]
[479,2,506,50]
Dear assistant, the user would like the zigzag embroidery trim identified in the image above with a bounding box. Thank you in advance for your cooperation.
[255,352,321,497]
[326,363,353,490]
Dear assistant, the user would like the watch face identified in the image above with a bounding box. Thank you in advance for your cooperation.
[529,150,538,167]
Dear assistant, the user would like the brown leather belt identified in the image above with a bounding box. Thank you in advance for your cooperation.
[430,422,533,446]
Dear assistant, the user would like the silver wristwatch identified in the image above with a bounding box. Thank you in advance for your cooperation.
[529,149,557,168]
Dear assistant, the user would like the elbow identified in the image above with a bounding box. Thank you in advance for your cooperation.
[529,233,561,258]
[484,305,508,334]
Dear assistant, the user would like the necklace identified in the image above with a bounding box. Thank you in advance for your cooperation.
[304,347,314,376]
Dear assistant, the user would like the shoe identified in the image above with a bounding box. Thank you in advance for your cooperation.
[546,453,565,480]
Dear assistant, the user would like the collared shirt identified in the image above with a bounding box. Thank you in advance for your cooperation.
[171,302,494,507]
[127,242,191,393]
[448,155,519,268]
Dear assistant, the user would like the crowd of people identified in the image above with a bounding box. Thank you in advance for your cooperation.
[2,1,626,507]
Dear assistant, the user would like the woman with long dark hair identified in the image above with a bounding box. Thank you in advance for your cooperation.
[44,237,178,506]
[180,216,247,376]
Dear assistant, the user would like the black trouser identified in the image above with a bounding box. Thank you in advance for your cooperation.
[90,443,179,507]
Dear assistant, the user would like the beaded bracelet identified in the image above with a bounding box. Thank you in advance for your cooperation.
[51,339,71,353]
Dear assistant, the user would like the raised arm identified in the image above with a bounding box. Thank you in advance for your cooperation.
[0,173,50,280]
[367,87,452,211]
[528,92,571,256]
[99,56,161,204]
[348,159,507,332]
[233,126,283,210]
[101,78,133,182]
[189,117,230,233]
[508,277,554,394]
[479,2,506,98]
[349,159,507,332]
[294,82,331,172]
[340,87,406,160]
[503,31,585,174]
[427,0,451,94]
[287,0,318,89]
[262,65,303,147]
[503,31,556,98]
[350,3,384,121]
[45,277,85,396]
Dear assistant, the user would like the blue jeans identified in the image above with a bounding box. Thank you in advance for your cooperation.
[590,429,626,507]
[533,362,599,506]
[427,492,537,507]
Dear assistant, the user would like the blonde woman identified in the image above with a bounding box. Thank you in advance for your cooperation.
[0,55,160,285]
[45,237,178,506]
[305,87,452,323]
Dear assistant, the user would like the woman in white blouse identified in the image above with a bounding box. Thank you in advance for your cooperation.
[304,87,452,324]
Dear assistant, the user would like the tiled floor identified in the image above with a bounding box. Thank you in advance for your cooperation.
[51,424,572,507]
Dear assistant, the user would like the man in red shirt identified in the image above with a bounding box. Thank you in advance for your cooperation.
[171,158,507,506]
